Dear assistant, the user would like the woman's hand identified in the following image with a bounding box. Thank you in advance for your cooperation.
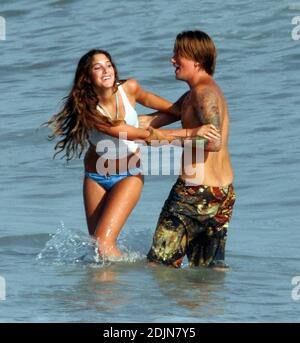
[138,115,153,129]
[145,127,177,146]
[191,124,221,141]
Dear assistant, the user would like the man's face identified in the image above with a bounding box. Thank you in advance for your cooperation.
[171,53,197,81]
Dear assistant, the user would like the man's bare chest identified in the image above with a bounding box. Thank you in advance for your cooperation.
[181,95,202,128]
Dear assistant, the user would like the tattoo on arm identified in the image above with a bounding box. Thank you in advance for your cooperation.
[193,89,222,151]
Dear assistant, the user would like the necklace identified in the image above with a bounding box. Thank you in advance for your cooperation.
[98,92,119,120]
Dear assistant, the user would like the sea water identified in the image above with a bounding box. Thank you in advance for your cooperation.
[0,0,300,322]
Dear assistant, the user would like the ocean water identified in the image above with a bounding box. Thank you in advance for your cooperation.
[0,0,300,322]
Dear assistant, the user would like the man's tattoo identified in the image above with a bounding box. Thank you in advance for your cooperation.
[194,88,221,129]
[193,88,222,151]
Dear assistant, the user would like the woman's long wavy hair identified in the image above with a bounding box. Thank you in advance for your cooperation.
[47,49,123,160]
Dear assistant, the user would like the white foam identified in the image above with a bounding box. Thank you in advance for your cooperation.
[36,222,145,266]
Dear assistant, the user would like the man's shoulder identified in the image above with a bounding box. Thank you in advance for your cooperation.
[191,83,224,107]
[191,82,217,96]
[173,91,190,111]
[177,90,190,101]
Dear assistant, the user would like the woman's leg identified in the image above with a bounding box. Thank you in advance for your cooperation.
[83,176,107,236]
[94,175,144,257]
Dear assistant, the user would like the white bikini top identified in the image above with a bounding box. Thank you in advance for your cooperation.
[88,84,139,159]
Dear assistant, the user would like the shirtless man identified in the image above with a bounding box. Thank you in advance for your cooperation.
[146,30,236,270]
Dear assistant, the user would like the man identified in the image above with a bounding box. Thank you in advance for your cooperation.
[145,30,236,270]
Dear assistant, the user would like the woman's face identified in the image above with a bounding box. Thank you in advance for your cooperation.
[89,53,115,90]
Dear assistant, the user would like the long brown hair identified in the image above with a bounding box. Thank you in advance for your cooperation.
[174,30,217,75]
[47,49,123,160]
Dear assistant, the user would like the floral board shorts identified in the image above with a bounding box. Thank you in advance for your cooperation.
[147,178,236,268]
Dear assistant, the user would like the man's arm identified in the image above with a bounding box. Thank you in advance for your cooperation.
[147,89,222,148]
[192,88,222,151]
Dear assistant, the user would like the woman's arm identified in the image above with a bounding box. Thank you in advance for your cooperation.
[138,112,179,129]
[94,122,151,141]
[145,125,221,149]
[94,120,220,147]
[154,125,219,139]
[124,79,181,116]
[137,90,191,129]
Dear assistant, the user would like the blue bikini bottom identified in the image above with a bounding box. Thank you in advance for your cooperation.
[85,168,143,191]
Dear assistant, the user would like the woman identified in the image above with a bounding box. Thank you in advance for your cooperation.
[48,49,219,258]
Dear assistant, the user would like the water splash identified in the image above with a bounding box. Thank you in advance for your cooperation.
[36,222,96,265]
[36,222,145,266]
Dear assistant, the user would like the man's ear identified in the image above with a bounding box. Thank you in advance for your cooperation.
[194,63,201,71]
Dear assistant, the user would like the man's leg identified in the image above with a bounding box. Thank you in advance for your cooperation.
[186,226,228,269]
[186,184,236,270]
[147,212,187,268]
[147,178,192,267]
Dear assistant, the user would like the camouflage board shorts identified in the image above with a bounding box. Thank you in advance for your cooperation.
[147,178,236,268]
